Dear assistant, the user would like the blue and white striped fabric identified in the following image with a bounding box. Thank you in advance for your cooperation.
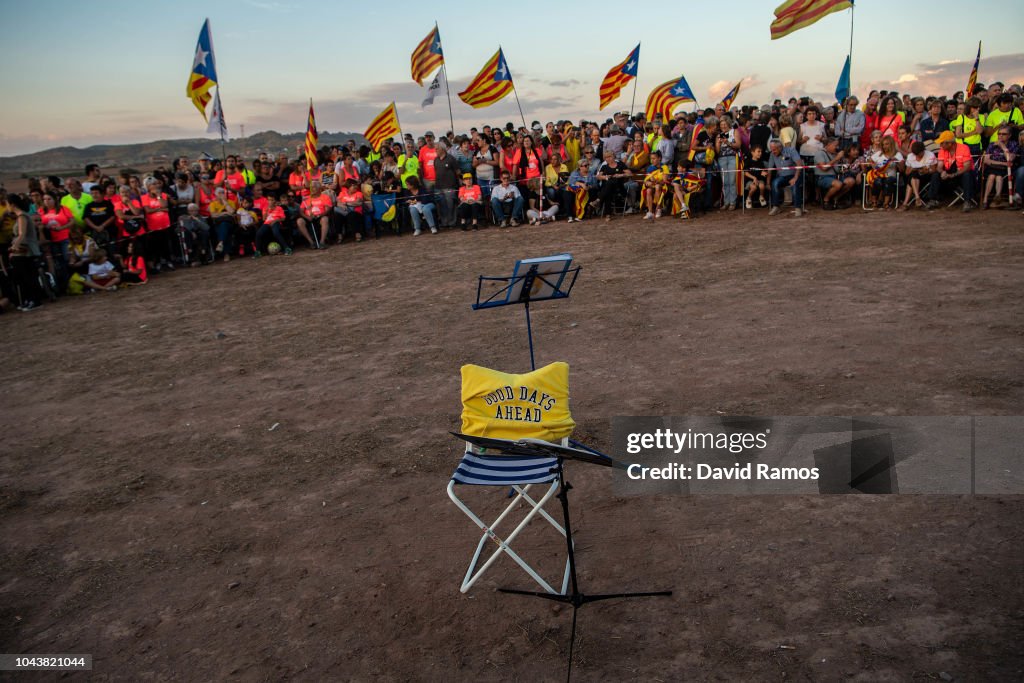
[452,451,558,486]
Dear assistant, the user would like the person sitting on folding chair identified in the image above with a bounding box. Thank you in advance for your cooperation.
[490,171,524,227]
[929,131,975,212]
[980,126,1018,209]
[900,142,937,211]
[593,150,634,220]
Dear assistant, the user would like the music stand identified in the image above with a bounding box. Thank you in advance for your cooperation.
[452,432,672,682]
[473,254,581,371]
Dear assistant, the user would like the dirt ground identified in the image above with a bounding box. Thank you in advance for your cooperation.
[1,207,1022,682]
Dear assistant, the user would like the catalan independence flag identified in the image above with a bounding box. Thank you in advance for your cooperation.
[645,75,695,122]
[599,44,640,110]
[304,100,318,170]
[719,80,742,111]
[411,26,444,86]
[186,19,218,121]
[966,41,981,96]
[687,116,705,161]
[458,49,514,109]
[770,0,853,40]
[570,186,589,220]
[365,102,401,153]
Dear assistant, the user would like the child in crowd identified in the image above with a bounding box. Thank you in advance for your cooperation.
[743,146,768,209]
[84,249,120,292]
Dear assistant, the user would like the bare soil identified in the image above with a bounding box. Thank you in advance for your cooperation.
[1,207,1022,682]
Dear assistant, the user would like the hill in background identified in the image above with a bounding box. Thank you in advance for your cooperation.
[0,131,370,176]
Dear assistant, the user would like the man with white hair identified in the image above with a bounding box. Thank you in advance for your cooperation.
[767,139,804,217]
[179,202,212,265]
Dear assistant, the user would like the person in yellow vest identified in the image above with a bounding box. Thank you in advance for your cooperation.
[563,122,581,172]
[398,141,420,189]
[238,160,256,187]
[951,97,985,157]
[982,94,1024,144]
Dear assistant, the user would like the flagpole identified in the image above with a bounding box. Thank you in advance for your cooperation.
[629,42,640,119]
[437,22,456,136]
[392,101,406,150]
[848,2,855,95]
[496,45,528,131]
[629,76,639,120]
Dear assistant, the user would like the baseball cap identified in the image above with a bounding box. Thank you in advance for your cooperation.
[425,131,435,137]
[462,172,473,179]
[936,131,956,144]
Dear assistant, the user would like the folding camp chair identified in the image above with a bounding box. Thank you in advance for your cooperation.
[447,362,577,595]
[447,440,572,595]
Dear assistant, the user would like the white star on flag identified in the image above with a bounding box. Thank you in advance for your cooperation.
[673,87,685,95]
[193,46,208,70]
[626,60,636,70]
[497,63,507,79]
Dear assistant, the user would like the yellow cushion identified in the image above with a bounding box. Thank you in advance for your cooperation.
[460,362,575,443]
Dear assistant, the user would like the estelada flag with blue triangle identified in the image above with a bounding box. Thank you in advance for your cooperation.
[459,49,514,109]
[646,75,695,122]
[187,18,218,121]
[599,43,640,110]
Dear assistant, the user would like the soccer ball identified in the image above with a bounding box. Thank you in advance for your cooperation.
[267,242,282,255]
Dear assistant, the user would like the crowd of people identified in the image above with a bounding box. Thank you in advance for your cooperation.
[2,81,1021,313]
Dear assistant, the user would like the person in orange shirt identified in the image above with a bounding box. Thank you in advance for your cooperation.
[928,131,975,211]
[254,195,292,257]
[213,155,246,200]
[456,173,482,230]
[297,180,333,249]
[418,131,439,190]
[250,183,270,220]
[336,178,365,242]
[141,179,174,272]
[121,238,148,285]
[288,162,310,199]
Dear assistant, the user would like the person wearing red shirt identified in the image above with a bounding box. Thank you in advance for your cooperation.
[288,164,309,199]
[37,192,75,288]
[928,131,975,211]
[141,180,174,272]
[418,132,439,190]
[214,156,246,199]
[113,185,146,247]
[456,173,483,230]
[196,175,216,217]
[254,195,292,257]
[251,183,270,220]
[860,97,880,150]
[121,238,148,285]
[297,180,333,249]
[336,179,365,242]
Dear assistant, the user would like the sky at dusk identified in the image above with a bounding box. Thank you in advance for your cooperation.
[1,0,1022,156]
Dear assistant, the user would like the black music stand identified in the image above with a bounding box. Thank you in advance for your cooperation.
[451,432,672,682]
[473,254,581,371]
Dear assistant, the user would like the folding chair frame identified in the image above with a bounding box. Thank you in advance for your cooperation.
[448,445,573,596]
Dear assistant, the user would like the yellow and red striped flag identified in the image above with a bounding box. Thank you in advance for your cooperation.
[458,49,514,109]
[645,75,695,122]
[570,186,589,220]
[599,44,640,110]
[770,0,853,40]
[365,102,401,153]
[304,100,318,170]
[411,26,445,86]
[186,19,218,121]
[719,80,742,111]
[966,41,981,96]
